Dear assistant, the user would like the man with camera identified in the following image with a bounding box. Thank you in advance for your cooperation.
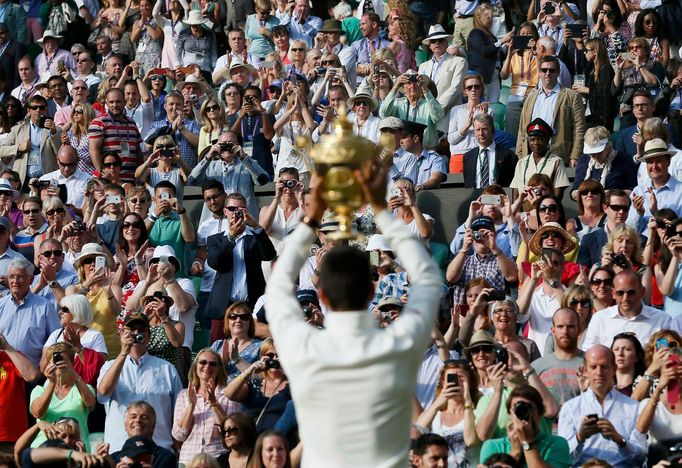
[97,312,183,452]
[0,94,60,187]
[558,345,647,467]
[189,131,269,219]
[582,270,671,349]
[38,145,89,212]
[447,215,518,305]
[146,91,200,167]
[480,384,571,467]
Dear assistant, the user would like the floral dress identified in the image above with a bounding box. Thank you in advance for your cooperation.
[134,19,163,75]
[210,338,262,380]
[68,131,95,175]
[149,321,183,373]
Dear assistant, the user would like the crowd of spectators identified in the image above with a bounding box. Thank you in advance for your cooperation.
[3,0,682,467]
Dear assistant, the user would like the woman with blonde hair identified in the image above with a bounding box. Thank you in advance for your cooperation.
[273,87,316,180]
[632,329,682,401]
[287,40,307,76]
[134,135,190,200]
[387,15,416,73]
[388,178,434,243]
[573,38,617,130]
[210,302,262,380]
[63,102,97,175]
[186,453,221,468]
[594,224,651,295]
[173,348,240,465]
[447,73,490,160]
[197,98,229,157]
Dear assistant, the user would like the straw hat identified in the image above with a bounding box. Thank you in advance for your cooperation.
[37,29,64,46]
[635,138,676,162]
[528,222,577,255]
[347,91,379,113]
[73,243,115,270]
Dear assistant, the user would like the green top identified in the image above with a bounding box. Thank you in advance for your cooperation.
[342,17,362,45]
[474,386,553,439]
[149,213,187,277]
[480,432,572,468]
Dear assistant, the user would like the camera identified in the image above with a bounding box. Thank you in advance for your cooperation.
[513,400,532,421]
[315,66,327,75]
[494,347,508,366]
[52,351,63,363]
[473,231,482,241]
[134,333,145,343]
[543,2,556,14]
[533,187,543,196]
[283,179,296,189]
[265,358,281,369]
[219,142,234,153]
[36,180,52,189]
[303,305,313,320]
[74,222,87,231]
[485,290,506,302]
[407,74,418,83]
[244,95,255,104]
[374,64,381,75]
[38,115,47,128]
[234,209,244,220]
[611,253,629,268]
[160,148,174,158]
[667,224,680,239]
[667,442,682,466]
[380,311,393,323]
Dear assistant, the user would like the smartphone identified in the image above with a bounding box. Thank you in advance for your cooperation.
[566,23,587,38]
[447,374,459,386]
[95,256,106,270]
[587,413,599,422]
[177,65,194,75]
[657,338,670,350]
[369,251,380,267]
[57,59,65,70]
[667,224,679,239]
[511,35,532,51]
[480,194,501,206]
[541,247,554,261]
[38,115,47,128]
[620,52,632,61]
[52,351,63,363]
[150,67,167,76]
[105,194,121,205]
[574,74,585,87]
[260,61,274,68]
[669,353,680,406]
[160,192,171,201]
[486,290,507,301]
[49,179,59,188]
[159,255,169,265]
[390,187,403,199]
[495,347,509,367]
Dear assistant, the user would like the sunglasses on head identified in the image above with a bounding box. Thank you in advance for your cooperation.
[229,313,250,321]
[591,277,613,286]
[538,204,559,213]
[42,249,63,258]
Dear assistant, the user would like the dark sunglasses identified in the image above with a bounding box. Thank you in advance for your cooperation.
[539,67,558,74]
[81,257,96,265]
[58,160,78,167]
[122,221,142,229]
[465,84,482,91]
[150,76,165,81]
[590,278,613,286]
[226,206,244,212]
[223,426,240,436]
[73,109,84,115]
[58,306,71,314]
[608,204,630,212]
[229,313,250,321]
[322,60,337,65]
[128,198,147,204]
[615,289,637,297]
[570,298,591,307]
[46,208,65,216]
[354,100,370,106]
[198,359,219,367]
[103,161,122,167]
[204,193,224,202]
[0,190,13,197]
[23,208,40,215]
[29,105,47,110]
[156,145,175,151]
[541,231,562,241]
[469,345,495,354]
[580,188,601,196]
[291,47,305,52]
[538,204,559,213]
[42,249,63,258]
[206,104,221,112]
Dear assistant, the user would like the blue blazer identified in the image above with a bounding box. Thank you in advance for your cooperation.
[571,151,638,193]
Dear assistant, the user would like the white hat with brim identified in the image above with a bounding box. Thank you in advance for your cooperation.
[229,61,255,75]
[175,74,204,92]
[37,29,64,46]
[0,178,19,201]
[149,245,181,272]
[347,92,379,113]
[635,138,676,162]
[73,243,115,270]
[183,10,213,29]
[583,138,609,155]
[421,24,453,46]
[35,72,54,89]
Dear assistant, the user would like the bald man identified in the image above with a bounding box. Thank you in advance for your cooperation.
[582,270,671,350]
[531,308,584,405]
[38,145,89,211]
[558,345,646,467]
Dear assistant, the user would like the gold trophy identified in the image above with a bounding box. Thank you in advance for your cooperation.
[308,106,381,240]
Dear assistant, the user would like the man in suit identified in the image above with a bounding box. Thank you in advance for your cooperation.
[418,25,467,133]
[0,23,26,91]
[613,90,654,158]
[464,114,517,188]
[516,54,585,167]
[0,95,60,187]
[205,192,276,341]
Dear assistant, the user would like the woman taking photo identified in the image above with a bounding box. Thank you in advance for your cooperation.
[659,219,682,312]
[154,0,189,70]
[135,135,190,201]
[30,343,96,452]
[467,4,513,104]
[140,289,185,376]
[221,412,257,468]
[211,302,262,380]
[246,431,292,468]
[131,0,163,75]
[590,266,616,311]
[596,224,650,296]
[388,178,434,243]
[415,361,480,466]
[592,0,629,66]
[272,88,316,181]
[173,348,240,466]
[501,21,539,138]
[572,39,618,131]
[66,243,122,356]
[260,167,302,260]
[632,330,682,401]
[490,299,541,362]
[64,102,97,175]
[225,338,291,434]
[566,180,606,242]
[611,332,646,397]
[644,209,678,311]
[447,73,490,160]
[634,8,669,67]
[198,99,229,157]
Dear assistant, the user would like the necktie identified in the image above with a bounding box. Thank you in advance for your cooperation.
[480,148,489,187]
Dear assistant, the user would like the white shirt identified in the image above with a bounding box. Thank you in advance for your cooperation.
[124,100,154,140]
[531,82,561,129]
[196,216,229,292]
[229,227,262,302]
[518,285,561,356]
[265,210,442,468]
[475,141,497,187]
[581,303,673,350]
[416,345,459,409]
[39,168,90,208]
[44,327,108,355]
[558,388,647,467]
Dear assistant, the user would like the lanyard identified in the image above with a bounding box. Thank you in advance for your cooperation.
[523,151,551,183]
[520,52,533,82]
[241,114,261,141]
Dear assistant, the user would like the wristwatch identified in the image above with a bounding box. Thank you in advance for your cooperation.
[49,281,59,289]
[522,441,532,451]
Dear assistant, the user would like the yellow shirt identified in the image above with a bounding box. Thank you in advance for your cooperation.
[88,288,119,357]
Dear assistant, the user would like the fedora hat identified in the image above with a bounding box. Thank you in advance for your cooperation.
[528,222,576,256]
[73,243,115,270]
[635,138,676,162]
[175,74,204,92]
[422,24,453,45]
[465,330,496,351]
[347,91,378,113]
[37,29,64,46]
[0,178,19,202]
[319,19,345,34]
[183,10,212,28]
[229,59,255,75]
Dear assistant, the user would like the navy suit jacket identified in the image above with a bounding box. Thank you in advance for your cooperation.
[205,228,276,319]
[463,146,517,188]
[613,125,638,158]
[571,151,638,193]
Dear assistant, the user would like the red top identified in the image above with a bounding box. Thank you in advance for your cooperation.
[0,352,28,441]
